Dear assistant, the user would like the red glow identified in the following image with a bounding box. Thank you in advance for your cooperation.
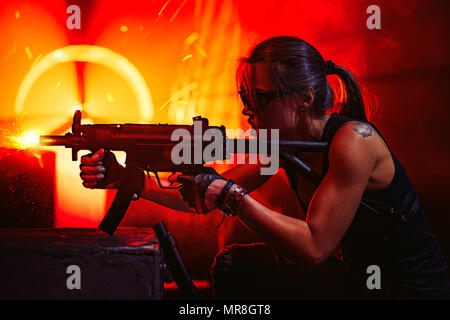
[1,2,448,272]
[0,0,371,230]
[164,279,210,291]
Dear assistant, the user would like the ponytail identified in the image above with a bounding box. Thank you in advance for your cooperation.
[327,60,367,122]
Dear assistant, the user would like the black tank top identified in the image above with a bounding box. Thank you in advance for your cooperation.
[283,113,450,299]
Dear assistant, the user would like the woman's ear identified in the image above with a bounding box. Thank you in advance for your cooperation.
[300,86,314,110]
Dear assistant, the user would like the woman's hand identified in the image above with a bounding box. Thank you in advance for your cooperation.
[174,167,227,214]
[80,149,107,188]
[204,179,228,211]
[79,148,124,189]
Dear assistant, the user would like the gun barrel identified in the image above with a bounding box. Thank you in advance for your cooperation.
[227,139,327,153]
[39,135,68,146]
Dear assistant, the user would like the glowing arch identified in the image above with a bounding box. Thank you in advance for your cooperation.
[14,45,153,121]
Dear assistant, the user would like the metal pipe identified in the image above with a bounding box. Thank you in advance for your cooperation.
[153,222,199,300]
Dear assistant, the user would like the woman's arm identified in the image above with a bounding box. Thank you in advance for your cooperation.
[139,174,195,212]
[222,159,272,191]
[140,159,272,212]
[206,125,378,264]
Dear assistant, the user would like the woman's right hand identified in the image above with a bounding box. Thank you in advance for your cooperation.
[80,149,124,188]
[80,149,106,188]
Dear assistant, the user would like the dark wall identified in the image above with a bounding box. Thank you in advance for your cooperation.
[365,0,450,263]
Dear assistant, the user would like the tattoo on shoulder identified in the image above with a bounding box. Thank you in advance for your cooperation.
[351,123,373,138]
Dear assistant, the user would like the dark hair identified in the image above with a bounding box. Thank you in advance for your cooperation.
[237,36,369,121]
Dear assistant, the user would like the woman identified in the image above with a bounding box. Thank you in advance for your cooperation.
[80,36,450,299]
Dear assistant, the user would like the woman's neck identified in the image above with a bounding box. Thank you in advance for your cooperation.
[293,112,331,142]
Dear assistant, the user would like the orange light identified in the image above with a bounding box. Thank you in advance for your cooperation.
[11,130,41,149]
[14,45,154,122]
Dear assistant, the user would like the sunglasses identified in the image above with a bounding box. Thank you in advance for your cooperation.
[239,89,286,110]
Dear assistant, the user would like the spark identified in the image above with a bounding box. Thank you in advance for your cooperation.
[195,45,208,58]
[32,152,44,169]
[182,54,193,62]
[170,0,188,23]
[31,54,42,69]
[120,25,128,32]
[185,32,199,46]
[0,129,44,166]
[159,82,198,111]
[143,0,172,39]
[160,96,175,111]
[25,46,33,59]
[3,40,16,61]
[159,0,171,16]
[15,11,20,20]
[144,15,162,39]
[11,130,41,149]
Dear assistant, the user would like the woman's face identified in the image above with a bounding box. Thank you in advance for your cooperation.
[242,62,301,138]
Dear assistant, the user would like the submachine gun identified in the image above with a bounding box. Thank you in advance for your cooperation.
[39,110,328,235]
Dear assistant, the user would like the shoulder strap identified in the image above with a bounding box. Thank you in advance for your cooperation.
[320,113,350,175]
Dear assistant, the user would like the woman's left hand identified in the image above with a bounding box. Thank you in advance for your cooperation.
[172,167,227,214]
